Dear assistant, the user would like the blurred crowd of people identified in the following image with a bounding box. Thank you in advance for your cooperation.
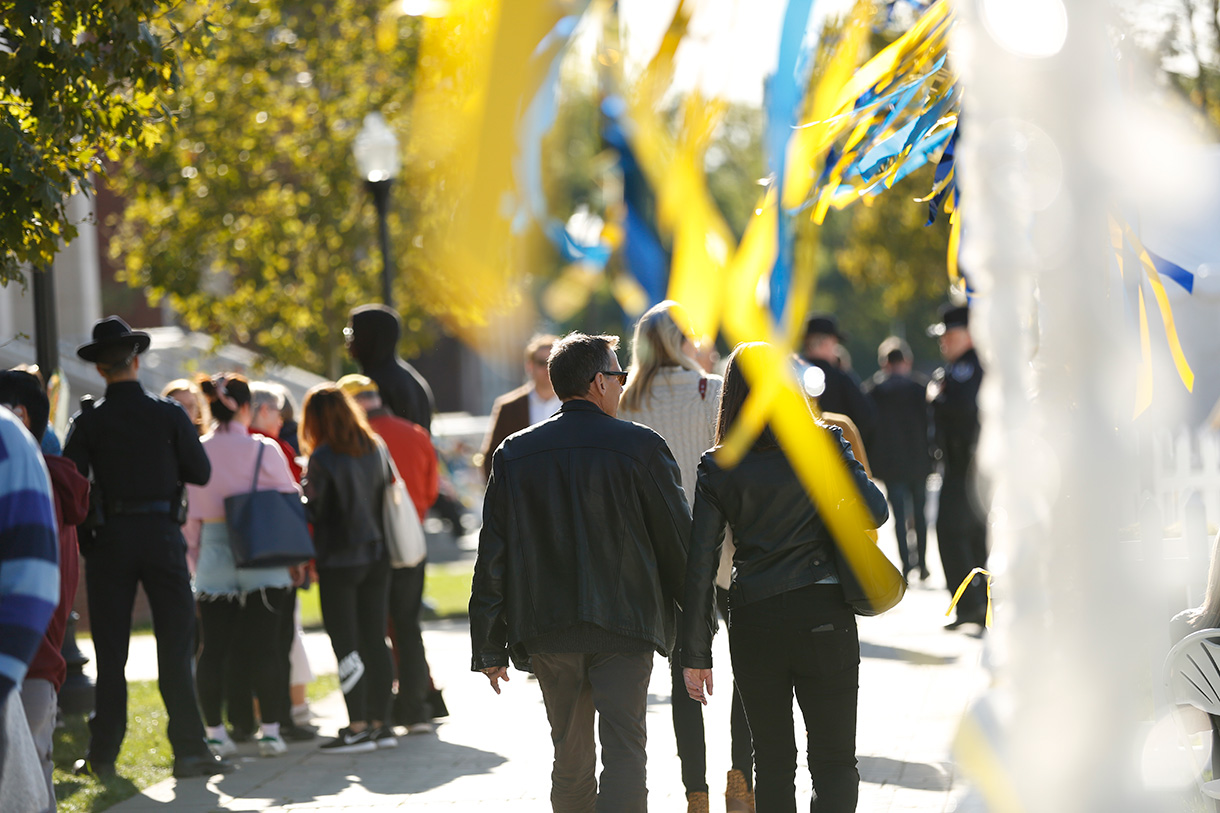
[0,304,449,811]
[0,291,988,812]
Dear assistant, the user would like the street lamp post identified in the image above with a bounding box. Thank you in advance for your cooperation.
[353,112,402,309]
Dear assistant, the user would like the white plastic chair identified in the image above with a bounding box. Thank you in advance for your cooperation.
[1164,628,1220,800]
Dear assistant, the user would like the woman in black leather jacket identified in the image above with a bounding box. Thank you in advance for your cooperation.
[300,384,396,754]
[680,342,888,812]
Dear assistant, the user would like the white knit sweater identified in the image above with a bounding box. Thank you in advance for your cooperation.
[620,367,734,588]
[619,367,721,502]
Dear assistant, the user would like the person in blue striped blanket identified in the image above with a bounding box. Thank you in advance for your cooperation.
[0,403,59,812]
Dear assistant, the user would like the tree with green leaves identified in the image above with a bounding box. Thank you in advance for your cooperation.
[108,0,455,376]
[0,0,203,283]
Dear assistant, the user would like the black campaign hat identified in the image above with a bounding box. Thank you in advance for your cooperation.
[76,316,152,363]
[803,313,844,341]
[927,304,969,337]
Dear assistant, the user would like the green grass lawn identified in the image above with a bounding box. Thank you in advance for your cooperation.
[297,560,474,629]
[53,672,340,813]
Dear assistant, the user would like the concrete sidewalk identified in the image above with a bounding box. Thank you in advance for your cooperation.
[104,580,985,812]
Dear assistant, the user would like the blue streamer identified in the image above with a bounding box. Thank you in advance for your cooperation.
[1148,248,1195,294]
[767,0,818,324]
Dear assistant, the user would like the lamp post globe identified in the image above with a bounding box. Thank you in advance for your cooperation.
[353,112,401,307]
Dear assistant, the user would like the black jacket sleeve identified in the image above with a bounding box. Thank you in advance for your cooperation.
[173,406,211,486]
[680,459,726,669]
[844,374,878,448]
[63,413,91,478]
[301,456,334,524]
[470,450,510,670]
[640,439,691,608]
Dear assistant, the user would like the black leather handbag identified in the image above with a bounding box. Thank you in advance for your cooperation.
[224,444,314,568]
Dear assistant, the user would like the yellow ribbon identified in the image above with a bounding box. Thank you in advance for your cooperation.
[946,566,992,627]
[946,208,961,284]
[1119,221,1195,393]
[953,708,1025,813]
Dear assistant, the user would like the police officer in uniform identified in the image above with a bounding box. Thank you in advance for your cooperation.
[64,317,234,778]
[927,304,988,630]
[801,313,877,448]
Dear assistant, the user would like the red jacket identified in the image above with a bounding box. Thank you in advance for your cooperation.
[28,454,90,689]
[249,426,303,483]
[369,411,438,521]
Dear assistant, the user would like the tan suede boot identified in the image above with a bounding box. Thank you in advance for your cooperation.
[687,790,710,813]
[725,769,755,813]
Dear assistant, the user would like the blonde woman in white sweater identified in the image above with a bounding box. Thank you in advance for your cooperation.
[618,301,753,813]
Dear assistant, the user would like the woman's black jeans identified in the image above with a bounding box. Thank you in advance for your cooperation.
[673,586,754,795]
[197,587,293,728]
[319,560,393,725]
[729,584,859,813]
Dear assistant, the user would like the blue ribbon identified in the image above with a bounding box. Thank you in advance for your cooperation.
[767,0,819,324]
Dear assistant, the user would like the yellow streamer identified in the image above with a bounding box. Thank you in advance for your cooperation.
[620,0,915,610]
[946,209,960,283]
[953,710,1026,813]
[1120,221,1195,392]
[946,567,992,627]
[1135,286,1154,417]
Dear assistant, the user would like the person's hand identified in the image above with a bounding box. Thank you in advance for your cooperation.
[683,668,713,705]
[482,666,510,694]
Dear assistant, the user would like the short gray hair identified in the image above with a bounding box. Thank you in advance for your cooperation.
[250,382,286,413]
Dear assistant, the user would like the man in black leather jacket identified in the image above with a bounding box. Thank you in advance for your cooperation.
[470,331,690,813]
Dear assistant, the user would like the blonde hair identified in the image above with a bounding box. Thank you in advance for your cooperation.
[162,378,212,436]
[620,300,703,413]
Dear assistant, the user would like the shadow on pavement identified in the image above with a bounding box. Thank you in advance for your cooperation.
[215,738,510,802]
[860,641,958,666]
[858,755,954,791]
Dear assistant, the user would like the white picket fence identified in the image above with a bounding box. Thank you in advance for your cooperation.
[1152,428,1220,531]
[1147,428,1220,610]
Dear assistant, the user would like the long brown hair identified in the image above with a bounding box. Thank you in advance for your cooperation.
[714,342,779,451]
[299,383,377,457]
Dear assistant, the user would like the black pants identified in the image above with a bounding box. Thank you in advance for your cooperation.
[936,470,988,617]
[319,560,393,725]
[672,588,753,795]
[884,477,928,575]
[197,588,292,728]
[533,651,653,813]
[388,561,433,725]
[730,585,859,813]
[223,587,298,733]
[84,518,208,763]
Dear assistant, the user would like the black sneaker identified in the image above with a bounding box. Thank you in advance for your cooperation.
[281,723,318,741]
[173,752,237,778]
[370,725,399,749]
[319,726,376,755]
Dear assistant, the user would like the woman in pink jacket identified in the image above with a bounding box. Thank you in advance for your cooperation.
[184,374,302,758]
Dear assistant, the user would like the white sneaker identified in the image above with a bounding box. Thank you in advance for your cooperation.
[291,703,313,726]
[206,735,238,756]
[257,734,288,757]
[406,722,435,735]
